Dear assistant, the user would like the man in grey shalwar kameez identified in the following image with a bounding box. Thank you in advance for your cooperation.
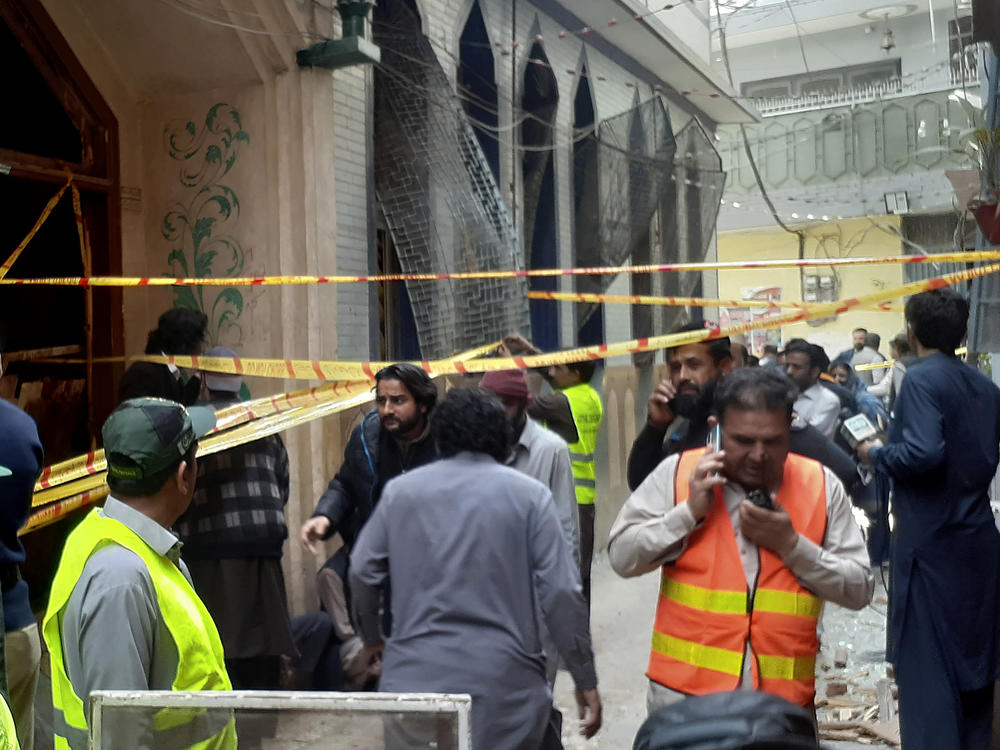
[350,388,602,749]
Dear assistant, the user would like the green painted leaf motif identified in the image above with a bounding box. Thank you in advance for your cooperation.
[172,286,201,311]
[167,248,189,275]
[218,287,243,315]
[195,250,218,278]
[192,217,216,250]
[206,145,222,165]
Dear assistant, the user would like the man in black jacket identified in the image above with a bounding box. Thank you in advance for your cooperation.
[296,364,438,681]
[627,325,732,491]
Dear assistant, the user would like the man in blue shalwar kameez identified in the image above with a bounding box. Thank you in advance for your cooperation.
[860,288,1000,749]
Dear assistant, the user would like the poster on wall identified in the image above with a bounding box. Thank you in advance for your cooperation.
[719,286,784,356]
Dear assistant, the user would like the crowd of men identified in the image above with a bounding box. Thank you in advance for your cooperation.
[0,287,997,749]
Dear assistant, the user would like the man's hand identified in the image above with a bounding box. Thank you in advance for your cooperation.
[575,688,602,739]
[648,379,677,429]
[498,333,540,357]
[688,448,726,522]
[739,497,799,557]
[300,516,331,554]
[856,438,883,466]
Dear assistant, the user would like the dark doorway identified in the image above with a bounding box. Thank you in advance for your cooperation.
[522,43,559,352]
[459,1,499,184]
[573,72,604,347]
[0,0,121,612]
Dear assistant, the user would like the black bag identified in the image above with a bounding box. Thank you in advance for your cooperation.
[633,691,819,750]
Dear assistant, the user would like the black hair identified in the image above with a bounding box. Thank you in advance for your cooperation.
[145,308,208,355]
[890,333,910,355]
[782,340,823,371]
[107,444,196,497]
[668,321,732,364]
[763,344,778,355]
[905,289,968,354]
[375,363,438,410]
[864,332,881,350]
[566,360,598,383]
[432,387,511,461]
[714,368,798,425]
[852,327,868,335]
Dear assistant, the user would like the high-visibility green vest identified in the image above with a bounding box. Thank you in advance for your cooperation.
[561,383,603,505]
[0,693,19,750]
[42,509,236,750]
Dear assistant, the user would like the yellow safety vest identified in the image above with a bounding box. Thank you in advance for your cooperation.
[561,383,603,505]
[0,693,19,750]
[42,509,236,750]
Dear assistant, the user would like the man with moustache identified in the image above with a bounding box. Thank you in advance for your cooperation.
[298,364,438,674]
[626,324,733,491]
[610,368,872,713]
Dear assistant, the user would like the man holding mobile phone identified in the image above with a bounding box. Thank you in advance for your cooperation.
[609,368,873,715]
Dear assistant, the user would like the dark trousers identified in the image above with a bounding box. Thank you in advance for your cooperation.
[896,577,995,749]
[578,503,595,609]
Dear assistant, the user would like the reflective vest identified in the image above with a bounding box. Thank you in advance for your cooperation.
[0,693,19,750]
[561,383,603,505]
[42,509,236,750]
[648,448,827,706]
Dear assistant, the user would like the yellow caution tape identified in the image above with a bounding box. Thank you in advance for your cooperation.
[132,260,1000,382]
[854,346,969,371]
[528,290,904,313]
[0,178,72,279]
[2,250,1000,287]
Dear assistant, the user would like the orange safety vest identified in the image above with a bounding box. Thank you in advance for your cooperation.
[647,448,827,706]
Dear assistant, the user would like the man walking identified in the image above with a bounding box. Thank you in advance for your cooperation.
[175,347,295,692]
[43,398,233,750]
[527,360,603,608]
[350,388,601,748]
[0,397,43,749]
[609,368,872,712]
[859,288,1000,749]
[298,364,438,676]
[480,368,579,685]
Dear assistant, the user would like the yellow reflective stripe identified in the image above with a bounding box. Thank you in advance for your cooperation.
[660,577,747,615]
[753,588,822,618]
[651,631,744,676]
[758,652,817,681]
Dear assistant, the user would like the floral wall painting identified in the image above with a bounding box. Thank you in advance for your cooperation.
[162,103,250,347]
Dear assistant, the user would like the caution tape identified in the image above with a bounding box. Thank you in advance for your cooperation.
[528,290,904,313]
[853,346,969,371]
[0,178,72,279]
[129,260,1000,382]
[3,250,1000,287]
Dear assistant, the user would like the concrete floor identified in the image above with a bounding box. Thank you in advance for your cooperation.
[553,554,894,749]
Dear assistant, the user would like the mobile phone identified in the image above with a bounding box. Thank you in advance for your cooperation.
[747,489,774,510]
[707,423,722,452]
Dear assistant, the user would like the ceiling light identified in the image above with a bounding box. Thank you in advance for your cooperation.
[859,4,916,20]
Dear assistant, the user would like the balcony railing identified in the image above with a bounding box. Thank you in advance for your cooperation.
[749,63,980,117]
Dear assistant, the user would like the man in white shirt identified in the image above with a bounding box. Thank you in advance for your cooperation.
[784,341,842,440]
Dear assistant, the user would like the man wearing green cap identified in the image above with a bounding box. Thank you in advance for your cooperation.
[43,398,235,750]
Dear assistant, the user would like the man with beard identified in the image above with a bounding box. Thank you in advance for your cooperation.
[783,341,842,440]
[609,368,872,714]
[480,369,579,686]
[626,324,733,491]
[297,363,438,682]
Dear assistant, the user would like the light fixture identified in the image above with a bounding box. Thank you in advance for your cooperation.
[880,15,896,54]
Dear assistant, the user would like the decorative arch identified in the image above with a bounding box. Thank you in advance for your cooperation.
[521,32,560,352]
[572,60,603,347]
[458,0,499,182]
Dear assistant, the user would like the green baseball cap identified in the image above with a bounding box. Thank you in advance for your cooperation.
[103,398,216,493]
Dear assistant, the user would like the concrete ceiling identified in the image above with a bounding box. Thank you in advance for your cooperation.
[718,0,970,48]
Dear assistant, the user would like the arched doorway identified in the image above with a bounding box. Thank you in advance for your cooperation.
[573,70,603,347]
